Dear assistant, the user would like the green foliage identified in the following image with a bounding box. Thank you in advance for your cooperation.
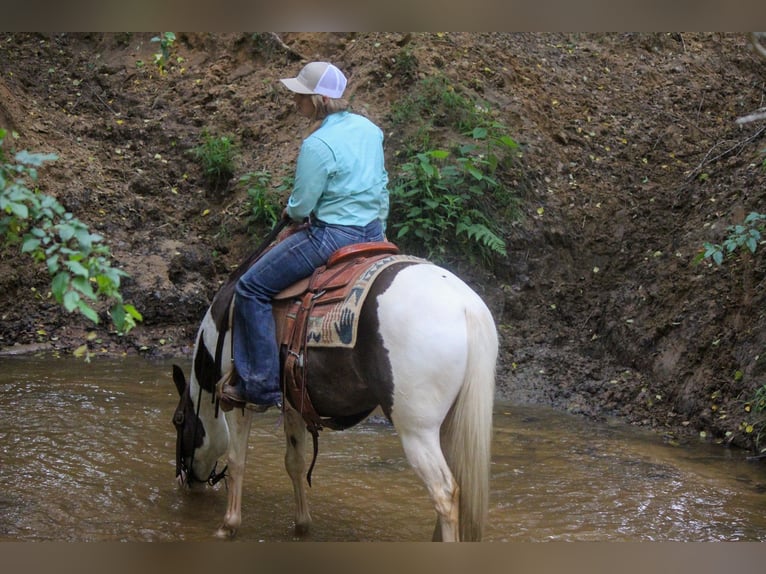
[697,212,766,266]
[698,157,766,451]
[191,131,238,191]
[390,75,487,136]
[0,129,142,334]
[151,32,176,73]
[388,76,520,265]
[389,138,513,262]
[390,47,419,83]
[239,170,291,228]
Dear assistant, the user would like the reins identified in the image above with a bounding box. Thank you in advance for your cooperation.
[185,379,228,487]
[185,217,292,488]
[181,385,229,486]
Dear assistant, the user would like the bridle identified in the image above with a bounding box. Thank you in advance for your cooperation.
[175,379,227,487]
[174,217,289,488]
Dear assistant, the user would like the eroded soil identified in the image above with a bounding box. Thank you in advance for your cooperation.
[2,32,766,451]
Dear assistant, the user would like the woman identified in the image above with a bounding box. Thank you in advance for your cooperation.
[219,61,389,411]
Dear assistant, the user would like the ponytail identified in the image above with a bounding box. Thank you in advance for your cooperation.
[305,95,349,135]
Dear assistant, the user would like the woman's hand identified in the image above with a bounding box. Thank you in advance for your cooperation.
[275,210,309,242]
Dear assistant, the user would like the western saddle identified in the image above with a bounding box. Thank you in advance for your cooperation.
[273,240,401,434]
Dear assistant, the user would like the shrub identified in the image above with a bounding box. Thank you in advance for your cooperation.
[387,73,522,267]
[390,145,509,263]
[190,131,238,192]
[239,169,292,228]
[151,32,176,74]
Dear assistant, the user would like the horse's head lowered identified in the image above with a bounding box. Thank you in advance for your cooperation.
[171,363,228,488]
[170,222,284,489]
[169,234,260,489]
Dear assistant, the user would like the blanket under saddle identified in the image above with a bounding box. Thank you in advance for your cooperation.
[273,251,426,349]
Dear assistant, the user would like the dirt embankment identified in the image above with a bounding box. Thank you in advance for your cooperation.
[2,32,766,452]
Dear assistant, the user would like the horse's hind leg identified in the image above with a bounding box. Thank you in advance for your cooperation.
[283,404,312,535]
[398,430,460,542]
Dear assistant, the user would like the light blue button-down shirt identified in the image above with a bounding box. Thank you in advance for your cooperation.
[286,111,389,231]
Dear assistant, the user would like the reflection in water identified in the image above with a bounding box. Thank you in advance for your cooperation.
[1,355,766,541]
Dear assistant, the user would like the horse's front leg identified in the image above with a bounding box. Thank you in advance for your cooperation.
[216,408,254,538]
[283,404,311,535]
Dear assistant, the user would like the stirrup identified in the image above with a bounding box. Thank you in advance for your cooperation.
[216,372,280,413]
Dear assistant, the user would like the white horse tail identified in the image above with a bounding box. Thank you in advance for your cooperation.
[441,298,498,541]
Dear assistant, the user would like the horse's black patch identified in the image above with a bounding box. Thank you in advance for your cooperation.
[356,263,416,419]
[193,329,219,394]
[171,365,207,480]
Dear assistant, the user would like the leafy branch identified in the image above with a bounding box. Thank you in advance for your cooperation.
[0,129,142,334]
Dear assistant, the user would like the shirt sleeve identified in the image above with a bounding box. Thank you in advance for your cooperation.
[285,137,334,221]
[379,175,390,233]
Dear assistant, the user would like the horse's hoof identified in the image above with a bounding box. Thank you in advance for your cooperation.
[294,523,310,537]
[215,525,237,539]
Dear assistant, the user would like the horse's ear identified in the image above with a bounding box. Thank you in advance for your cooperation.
[172,364,187,396]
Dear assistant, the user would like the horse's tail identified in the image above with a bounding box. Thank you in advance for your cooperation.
[441,298,497,541]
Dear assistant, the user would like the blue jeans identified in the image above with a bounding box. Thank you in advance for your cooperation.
[232,218,384,404]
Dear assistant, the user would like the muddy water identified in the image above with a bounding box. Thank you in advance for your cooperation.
[2,355,766,542]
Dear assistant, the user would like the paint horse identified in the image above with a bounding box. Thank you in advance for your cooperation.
[171,234,498,542]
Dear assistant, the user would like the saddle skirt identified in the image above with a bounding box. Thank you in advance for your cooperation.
[271,242,426,440]
[272,242,425,350]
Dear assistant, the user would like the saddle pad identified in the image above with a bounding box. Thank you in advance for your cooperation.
[294,254,425,349]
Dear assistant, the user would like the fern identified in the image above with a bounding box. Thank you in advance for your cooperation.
[388,75,522,268]
[456,220,507,256]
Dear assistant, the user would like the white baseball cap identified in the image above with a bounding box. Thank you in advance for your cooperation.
[280,62,347,99]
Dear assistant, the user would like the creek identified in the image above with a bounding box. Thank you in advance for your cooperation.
[2,355,765,541]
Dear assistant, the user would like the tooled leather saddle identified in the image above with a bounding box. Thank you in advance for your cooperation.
[208,237,410,486]
[272,241,401,434]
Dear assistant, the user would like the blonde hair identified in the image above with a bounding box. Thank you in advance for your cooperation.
[305,94,349,135]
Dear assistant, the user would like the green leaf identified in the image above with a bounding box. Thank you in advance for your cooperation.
[58,222,75,242]
[126,305,142,321]
[46,254,60,274]
[74,227,95,252]
[110,303,126,331]
[9,201,28,219]
[466,165,484,181]
[429,149,450,160]
[21,237,40,253]
[51,272,69,302]
[63,290,80,312]
[72,276,97,300]
[497,135,519,149]
[77,299,100,324]
[456,221,507,256]
[65,259,89,278]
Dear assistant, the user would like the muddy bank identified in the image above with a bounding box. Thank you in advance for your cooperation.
[2,32,766,452]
